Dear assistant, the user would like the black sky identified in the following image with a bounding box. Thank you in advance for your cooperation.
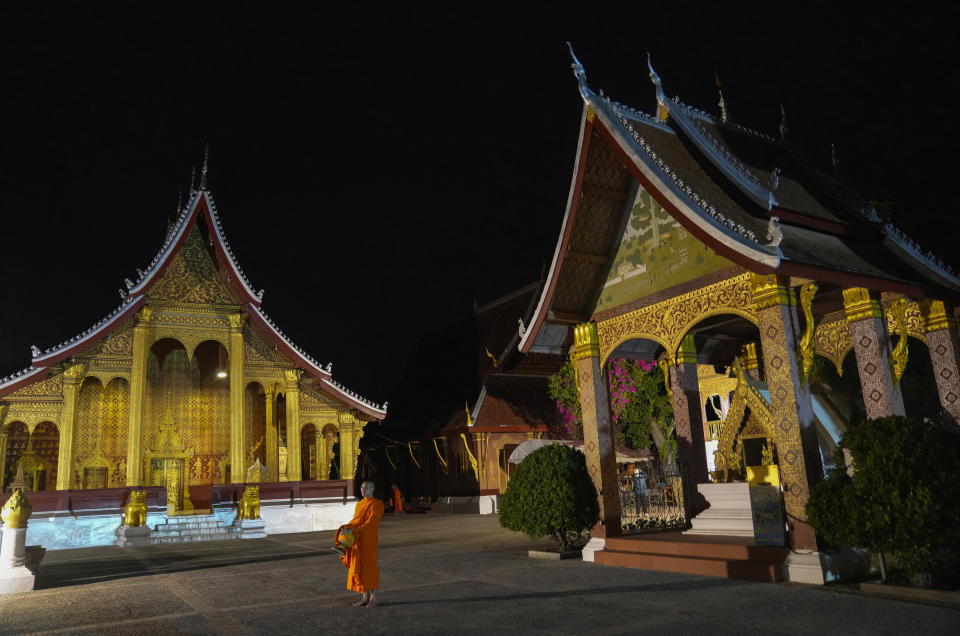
[2,4,958,409]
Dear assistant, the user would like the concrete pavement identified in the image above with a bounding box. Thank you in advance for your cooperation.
[0,514,957,634]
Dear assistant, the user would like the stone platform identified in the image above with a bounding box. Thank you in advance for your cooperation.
[595,531,789,582]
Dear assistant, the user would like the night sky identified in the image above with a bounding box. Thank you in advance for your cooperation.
[2,4,958,410]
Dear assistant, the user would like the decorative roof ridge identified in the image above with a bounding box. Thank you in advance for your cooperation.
[128,190,202,295]
[127,190,265,304]
[247,303,332,379]
[0,365,41,390]
[203,191,265,303]
[319,376,388,415]
[802,166,883,225]
[33,294,143,363]
[883,223,960,286]
[601,95,763,244]
[595,89,672,133]
[667,96,776,209]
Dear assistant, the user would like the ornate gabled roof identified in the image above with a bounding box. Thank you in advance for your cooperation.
[518,48,959,354]
[0,183,387,418]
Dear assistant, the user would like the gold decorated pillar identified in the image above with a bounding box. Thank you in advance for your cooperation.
[126,307,152,486]
[843,288,906,418]
[228,314,246,481]
[922,300,960,424]
[572,322,620,537]
[752,274,822,550]
[264,387,278,481]
[284,369,302,481]
[56,362,87,490]
[338,417,364,483]
[669,335,709,485]
[741,342,761,381]
[0,429,8,492]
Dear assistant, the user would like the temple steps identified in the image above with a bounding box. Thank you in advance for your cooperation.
[594,531,788,583]
[151,514,241,544]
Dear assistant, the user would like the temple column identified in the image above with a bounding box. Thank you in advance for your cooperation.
[0,430,8,491]
[126,307,151,486]
[742,342,761,381]
[321,429,336,480]
[922,300,960,424]
[843,288,905,418]
[264,387,278,481]
[314,432,324,480]
[338,418,364,483]
[572,323,620,539]
[669,334,709,485]
[228,314,246,481]
[283,370,302,481]
[56,362,87,490]
[752,274,822,550]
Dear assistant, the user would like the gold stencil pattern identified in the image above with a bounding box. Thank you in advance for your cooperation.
[74,377,130,488]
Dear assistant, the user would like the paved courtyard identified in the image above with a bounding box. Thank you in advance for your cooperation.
[1,514,958,634]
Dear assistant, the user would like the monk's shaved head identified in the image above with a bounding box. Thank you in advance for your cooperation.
[361,481,375,492]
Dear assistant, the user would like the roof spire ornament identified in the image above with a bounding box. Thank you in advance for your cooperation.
[779,104,788,140]
[566,42,589,98]
[199,143,209,190]
[189,166,196,193]
[715,68,729,124]
[647,53,668,122]
[765,216,783,247]
[831,142,840,174]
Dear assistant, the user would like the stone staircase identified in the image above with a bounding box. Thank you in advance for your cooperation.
[151,514,241,544]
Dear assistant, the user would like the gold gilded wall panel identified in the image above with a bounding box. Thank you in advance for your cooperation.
[245,385,266,468]
[6,373,63,400]
[598,273,755,363]
[2,403,62,432]
[147,226,239,305]
[74,377,129,489]
[144,349,230,486]
[815,300,926,376]
[244,325,287,364]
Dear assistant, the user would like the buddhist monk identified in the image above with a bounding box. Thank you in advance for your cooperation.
[337,480,384,607]
[391,483,404,517]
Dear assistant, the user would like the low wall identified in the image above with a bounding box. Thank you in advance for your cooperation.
[0,480,358,551]
[432,495,499,515]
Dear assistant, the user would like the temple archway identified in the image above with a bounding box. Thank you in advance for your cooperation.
[245,381,267,475]
[2,421,30,491]
[144,337,230,486]
[31,421,60,491]
[320,423,339,480]
[301,422,318,480]
[75,376,129,489]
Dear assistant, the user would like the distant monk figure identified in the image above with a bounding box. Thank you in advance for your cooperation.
[337,480,384,608]
[391,483,404,516]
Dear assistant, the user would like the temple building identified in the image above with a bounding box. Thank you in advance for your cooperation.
[0,163,385,547]
[516,49,960,583]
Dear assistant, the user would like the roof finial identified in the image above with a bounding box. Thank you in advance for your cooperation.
[715,68,729,124]
[189,166,196,193]
[647,53,668,122]
[566,42,588,97]
[830,142,839,174]
[176,188,183,213]
[199,143,209,190]
[779,104,788,140]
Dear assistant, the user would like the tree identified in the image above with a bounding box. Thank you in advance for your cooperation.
[499,444,599,552]
[806,416,960,583]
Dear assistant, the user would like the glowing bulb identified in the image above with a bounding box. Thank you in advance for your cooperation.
[217,371,228,378]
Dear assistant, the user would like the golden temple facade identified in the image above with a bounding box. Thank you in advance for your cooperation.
[0,184,386,499]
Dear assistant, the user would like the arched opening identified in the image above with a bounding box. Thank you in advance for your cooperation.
[145,337,230,486]
[2,421,30,491]
[320,424,339,481]
[245,382,266,475]
[31,421,60,491]
[276,392,287,479]
[301,423,318,480]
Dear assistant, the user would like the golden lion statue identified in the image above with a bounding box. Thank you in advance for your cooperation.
[237,486,261,521]
[124,489,147,527]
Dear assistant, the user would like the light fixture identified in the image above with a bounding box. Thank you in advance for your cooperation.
[217,371,228,379]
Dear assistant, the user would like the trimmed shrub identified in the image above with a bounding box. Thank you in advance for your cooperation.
[807,416,960,582]
[499,444,599,551]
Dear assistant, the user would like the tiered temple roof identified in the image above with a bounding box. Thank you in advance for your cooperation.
[0,184,386,419]
[519,48,960,354]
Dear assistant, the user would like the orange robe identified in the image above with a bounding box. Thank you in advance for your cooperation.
[392,486,403,511]
[339,496,384,592]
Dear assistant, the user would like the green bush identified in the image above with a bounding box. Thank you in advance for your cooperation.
[807,416,960,582]
[499,444,599,551]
